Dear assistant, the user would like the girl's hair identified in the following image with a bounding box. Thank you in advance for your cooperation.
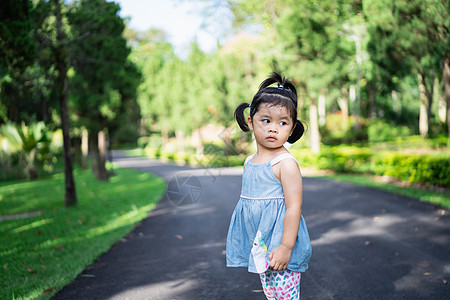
[235,72,305,144]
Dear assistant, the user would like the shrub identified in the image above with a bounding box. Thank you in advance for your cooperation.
[316,146,372,173]
[289,148,318,168]
[373,152,450,187]
[368,119,412,142]
[111,123,139,146]
[203,142,224,156]
[320,113,368,145]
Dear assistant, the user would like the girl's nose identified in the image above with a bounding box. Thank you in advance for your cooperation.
[269,128,278,134]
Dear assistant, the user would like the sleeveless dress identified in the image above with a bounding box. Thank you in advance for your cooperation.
[226,152,312,274]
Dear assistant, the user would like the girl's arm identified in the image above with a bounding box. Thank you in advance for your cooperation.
[269,158,303,270]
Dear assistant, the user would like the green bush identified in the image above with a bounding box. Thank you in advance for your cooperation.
[373,152,450,187]
[289,148,318,168]
[316,146,372,173]
[137,136,150,149]
[368,119,412,142]
[293,145,450,188]
[111,123,139,146]
[203,142,224,156]
[320,113,368,144]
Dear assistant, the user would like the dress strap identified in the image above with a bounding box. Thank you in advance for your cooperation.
[244,154,255,166]
[270,153,298,166]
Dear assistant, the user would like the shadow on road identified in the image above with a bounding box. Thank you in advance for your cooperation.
[53,152,450,300]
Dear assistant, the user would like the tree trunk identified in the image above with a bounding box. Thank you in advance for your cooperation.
[55,0,77,206]
[195,129,205,158]
[418,73,429,138]
[368,83,376,118]
[27,149,37,180]
[81,128,88,169]
[309,94,320,154]
[176,130,185,154]
[318,92,326,126]
[425,76,434,133]
[337,87,349,123]
[90,129,109,181]
[443,58,450,145]
[161,128,169,151]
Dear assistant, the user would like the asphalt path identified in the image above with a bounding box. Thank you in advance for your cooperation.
[53,151,450,300]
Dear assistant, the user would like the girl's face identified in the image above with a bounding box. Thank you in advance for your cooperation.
[248,103,295,150]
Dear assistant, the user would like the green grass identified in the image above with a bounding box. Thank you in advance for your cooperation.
[314,173,450,209]
[0,166,166,300]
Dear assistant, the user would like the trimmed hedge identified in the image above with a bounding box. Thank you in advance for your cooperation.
[145,144,450,188]
[315,146,372,173]
[372,152,450,187]
[292,147,450,188]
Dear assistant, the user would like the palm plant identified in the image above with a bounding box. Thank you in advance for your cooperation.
[0,122,50,179]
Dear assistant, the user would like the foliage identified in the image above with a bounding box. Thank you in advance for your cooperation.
[289,144,450,188]
[0,122,52,179]
[315,145,373,173]
[68,0,137,133]
[372,152,450,187]
[316,173,450,209]
[320,113,368,144]
[0,166,166,299]
[367,119,412,142]
[0,0,35,79]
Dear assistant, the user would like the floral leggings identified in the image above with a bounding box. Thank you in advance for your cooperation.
[259,268,301,300]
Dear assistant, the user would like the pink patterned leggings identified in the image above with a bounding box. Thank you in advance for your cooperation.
[259,268,301,299]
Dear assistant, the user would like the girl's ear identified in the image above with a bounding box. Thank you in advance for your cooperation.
[248,116,254,131]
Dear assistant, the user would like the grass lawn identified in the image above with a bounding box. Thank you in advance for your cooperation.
[0,166,166,300]
[313,172,450,209]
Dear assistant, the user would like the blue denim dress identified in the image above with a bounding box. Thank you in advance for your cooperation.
[226,153,312,274]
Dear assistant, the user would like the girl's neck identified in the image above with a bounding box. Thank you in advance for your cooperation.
[253,145,288,163]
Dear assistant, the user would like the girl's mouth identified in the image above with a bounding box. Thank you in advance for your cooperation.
[266,136,277,141]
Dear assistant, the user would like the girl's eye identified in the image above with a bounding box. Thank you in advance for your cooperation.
[262,119,270,123]
[280,121,287,126]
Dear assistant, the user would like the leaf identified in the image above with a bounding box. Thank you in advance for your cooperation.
[23,264,37,274]
[42,287,55,294]
[417,263,430,268]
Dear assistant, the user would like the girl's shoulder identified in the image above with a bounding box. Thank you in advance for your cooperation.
[272,152,301,181]
[270,152,299,167]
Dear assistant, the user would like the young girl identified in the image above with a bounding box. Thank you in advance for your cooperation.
[226,72,312,300]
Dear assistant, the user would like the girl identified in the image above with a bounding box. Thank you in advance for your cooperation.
[226,72,312,300]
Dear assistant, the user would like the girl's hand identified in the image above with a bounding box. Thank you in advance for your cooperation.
[268,244,292,271]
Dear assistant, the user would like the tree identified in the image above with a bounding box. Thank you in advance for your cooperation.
[365,0,449,138]
[29,0,78,206]
[0,0,35,80]
[68,0,135,180]
[131,28,176,148]
[0,0,37,124]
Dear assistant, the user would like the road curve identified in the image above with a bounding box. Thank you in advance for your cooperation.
[53,151,450,300]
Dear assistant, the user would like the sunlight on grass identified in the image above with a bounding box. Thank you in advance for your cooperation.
[13,218,52,233]
[0,167,166,300]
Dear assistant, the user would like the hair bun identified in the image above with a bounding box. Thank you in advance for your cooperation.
[287,120,305,144]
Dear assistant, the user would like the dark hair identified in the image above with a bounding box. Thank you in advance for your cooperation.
[234,72,305,143]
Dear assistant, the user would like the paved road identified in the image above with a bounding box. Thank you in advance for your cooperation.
[53,152,450,300]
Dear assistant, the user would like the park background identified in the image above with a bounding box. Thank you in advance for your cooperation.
[0,0,449,299]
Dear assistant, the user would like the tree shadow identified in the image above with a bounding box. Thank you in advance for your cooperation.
[51,161,450,300]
